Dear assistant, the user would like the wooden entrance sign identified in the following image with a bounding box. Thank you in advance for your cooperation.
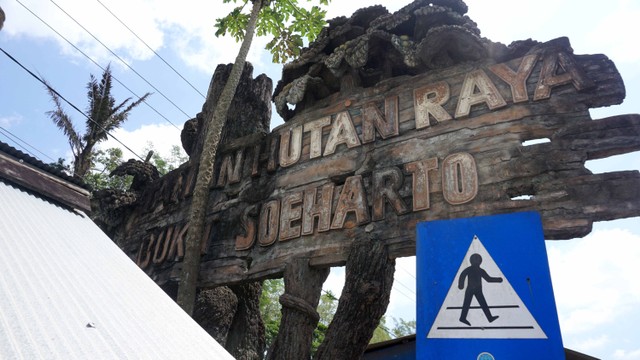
[116,37,639,288]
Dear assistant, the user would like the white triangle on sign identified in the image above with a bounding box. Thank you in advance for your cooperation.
[427,235,547,339]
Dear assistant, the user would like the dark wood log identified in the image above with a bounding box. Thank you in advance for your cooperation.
[266,258,329,360]
[190,62,272,164]
[315,237,395,360]
[193,287,238,345]
[226,282,266,360]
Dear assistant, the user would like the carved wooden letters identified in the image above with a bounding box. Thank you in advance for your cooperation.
[120,41,639,286]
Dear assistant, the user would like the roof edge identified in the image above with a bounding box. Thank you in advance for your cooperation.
[0,145,91,212]
[0,142,89,188]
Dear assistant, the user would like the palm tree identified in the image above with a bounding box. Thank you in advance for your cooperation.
[46,65,150,178]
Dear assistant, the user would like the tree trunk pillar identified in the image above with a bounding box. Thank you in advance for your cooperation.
[315,237,396,360]
[267,258,329,360]
[226,282,266,360]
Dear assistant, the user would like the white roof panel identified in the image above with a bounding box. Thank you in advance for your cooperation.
[0,180,234,359]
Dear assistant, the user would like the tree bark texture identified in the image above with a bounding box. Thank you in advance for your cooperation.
[176,0,264,315]
[315,238,395,360]
[192,284,265,358]
[226,282,266,360]
[267,258,329,360]
[74,142,94,178]
[193,287,238,345]
[184,62,272,159]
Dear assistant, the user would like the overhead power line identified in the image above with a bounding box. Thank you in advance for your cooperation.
[0,125,57,162]
[0,126,53,161]
[392,284,416,303]
[94,0,206,99]
[0,46,145,162]
[48,0,193,120]
[14,0,180,131]
[394,278,416,297]
[397,263,417,280]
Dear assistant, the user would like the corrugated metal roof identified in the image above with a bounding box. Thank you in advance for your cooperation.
[0,141,88,189]
[0,179,234,359]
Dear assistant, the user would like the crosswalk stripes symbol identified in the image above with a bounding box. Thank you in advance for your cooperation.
[427,235,547,339]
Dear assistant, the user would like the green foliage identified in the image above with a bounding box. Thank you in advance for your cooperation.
[390,317,416,338]
[49,157,71,173]
[143,143,188,176]
[369,316,417,344]
[260,279,284,347]
[259,279,338,353]
[311,290,338,354]
[214,0,330,63]
[79,144,187,191]
[83,148,132,191]
[259,278,417,350]
[370,316,393,344]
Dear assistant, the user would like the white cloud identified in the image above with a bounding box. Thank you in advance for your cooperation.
[0,0,413,79]
[2,0,326,78]
[2,0,238,73]
[323,266,345,297]
[4,0,149,64]
[572,335,610,353]
[99,123,182,161]
[0,113,23,128]
[7,0,639,78]
[615,348,640,360]
[584,1,640,65]
[547,228,640,336]
[324,1,403,19]
[586,153,640,174]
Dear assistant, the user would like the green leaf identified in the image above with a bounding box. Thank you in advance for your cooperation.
[213,0,331,63]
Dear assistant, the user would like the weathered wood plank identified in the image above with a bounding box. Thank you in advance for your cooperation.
[0,152,91,212]
[114,39,639,287]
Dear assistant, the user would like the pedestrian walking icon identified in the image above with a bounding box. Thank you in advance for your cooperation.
[427,235,547,339]
[458,253,503,326]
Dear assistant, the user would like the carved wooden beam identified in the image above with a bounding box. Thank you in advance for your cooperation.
[114,38,639,287]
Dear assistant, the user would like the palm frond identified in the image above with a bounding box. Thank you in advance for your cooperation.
[85,65,151,143]
[106,92,151,134]
[44,81,83,156]
[85,72,109,142]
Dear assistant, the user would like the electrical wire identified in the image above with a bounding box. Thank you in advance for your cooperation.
[392,284,416,303]
[0,130,37,158]
[94,0,206,99]
[397,263,417,281]
[0,46,145,161]
[48,0,193,120]
[0,126,58,162]
[13,0,181,131]
[394,278,416,297]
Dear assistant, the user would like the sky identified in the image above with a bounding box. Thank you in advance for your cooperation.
[1,0,639,358]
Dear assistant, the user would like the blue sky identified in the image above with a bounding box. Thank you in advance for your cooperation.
[1,0,639,358]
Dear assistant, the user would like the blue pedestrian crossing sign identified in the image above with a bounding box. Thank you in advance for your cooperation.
[416,212,565,359]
